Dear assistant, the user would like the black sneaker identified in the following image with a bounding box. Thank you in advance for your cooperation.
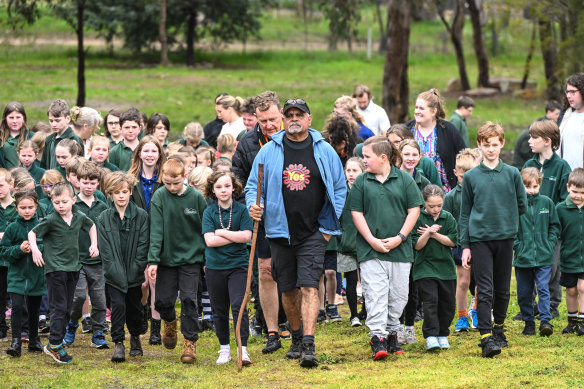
[577,319,584,336]
[44,344,73,364]
[479,335,501,358]
[81,317,92,333]
[249,316,263,337]
[386,333,404,355]
[286,337,302,359]
[262,332,282,354]
[522,321,536,336]
[20,331,29,342]
[38,319,50,334]
[370,335,388,361]
[357,308,367,321]
[326,305,342,322]
[317,309,327,323]
[539,321,553,337]
[203,318,216,332]
[563,317,579,334]
[492,326,508,348]
[512,312,523,321]
[300,343,318,368]
[111,342,125,363]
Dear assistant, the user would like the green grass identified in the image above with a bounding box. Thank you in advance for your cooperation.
[0,289,581,388]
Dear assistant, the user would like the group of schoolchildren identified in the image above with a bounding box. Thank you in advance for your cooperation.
[0,99,254,366]
[1,95,583,369]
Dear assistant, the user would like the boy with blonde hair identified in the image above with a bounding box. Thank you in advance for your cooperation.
[147,159,207,363]
[444,149,479,332]
[460,122,527,358]
[514,168,560,336]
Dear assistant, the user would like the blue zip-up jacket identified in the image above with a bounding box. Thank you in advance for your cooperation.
[245,129,346,239]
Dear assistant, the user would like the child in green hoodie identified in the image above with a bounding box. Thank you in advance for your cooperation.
[556,168,584,335]
[0,190,46,357]
[513,168,561,337]
[147,159,207,364]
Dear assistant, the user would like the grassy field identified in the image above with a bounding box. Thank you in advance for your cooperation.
[0,296,582,388]
[0,6,548,150]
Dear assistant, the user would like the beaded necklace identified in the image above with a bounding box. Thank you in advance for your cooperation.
[219,201,233,230]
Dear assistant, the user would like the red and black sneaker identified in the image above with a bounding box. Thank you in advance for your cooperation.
[386,333,405,355]
[370,335,389,361]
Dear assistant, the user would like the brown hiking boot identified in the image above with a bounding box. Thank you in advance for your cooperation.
[180,339,196,364]
[162,320,178,350]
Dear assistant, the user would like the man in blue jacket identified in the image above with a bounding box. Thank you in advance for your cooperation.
[246,98,346,368]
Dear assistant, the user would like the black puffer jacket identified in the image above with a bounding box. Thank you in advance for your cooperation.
[404,119,466,190]
[232,123,271,189]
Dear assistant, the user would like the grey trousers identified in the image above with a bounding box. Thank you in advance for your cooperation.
[360,259,410,338]
[70,263,107,333]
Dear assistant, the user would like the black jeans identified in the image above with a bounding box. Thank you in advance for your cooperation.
[345,270,358,318]
[155,264,201,342]
[471,239,514,335]
[417,278,456,338]
[46,271,79,345]
[108,285,143,343]
[0,266,7,333]
[206,267,249,347]
[10,294,41,340]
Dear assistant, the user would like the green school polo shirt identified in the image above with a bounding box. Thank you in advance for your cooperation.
[202,201,253,270]
[411,209,458,281]
[350,167,424,263]
[75,197,108,265]
[109,140,135,172]
[32,208,94,274]
[4,133,32,169]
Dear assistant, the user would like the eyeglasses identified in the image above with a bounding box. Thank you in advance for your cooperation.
[565,89,579,96]
[107,121,120,126]
[285,98,306,105]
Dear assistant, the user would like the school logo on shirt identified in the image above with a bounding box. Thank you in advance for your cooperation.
[539,208,550,214]
[283,164,310,191]
[184,208,198,215]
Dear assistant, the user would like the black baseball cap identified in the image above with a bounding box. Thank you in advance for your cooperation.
[283,98,310,115]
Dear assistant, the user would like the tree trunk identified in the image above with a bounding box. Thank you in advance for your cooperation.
[520,21,537,90]
[76,0,85,107]
[186,7,196,67]
[296,0,303,16]
[467,0,490,87]
[375,0,387,53]
[538,17,562,102]
[437,0,470,91]
[382,0,411,124]
[159,0,169,65]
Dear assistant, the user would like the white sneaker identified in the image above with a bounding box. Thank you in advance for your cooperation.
[404,328,417,344]
[238,348,252,366]
[356,282,363,297]
[350,316,362,327]
[216,349,231,365]
[468,296,475,319]
[396,326,406,345]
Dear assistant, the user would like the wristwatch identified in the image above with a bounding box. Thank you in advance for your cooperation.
[398,233,407,242]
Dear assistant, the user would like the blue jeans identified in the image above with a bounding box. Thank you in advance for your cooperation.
[515,266,552,323]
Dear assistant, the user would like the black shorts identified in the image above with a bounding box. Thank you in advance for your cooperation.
[269,231,328,293]
[255,223,271,259]
[324,250,337,271]
[559,272,584,288]
[452,246,463,267]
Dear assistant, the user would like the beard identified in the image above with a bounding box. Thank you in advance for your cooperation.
[287,122,303,134]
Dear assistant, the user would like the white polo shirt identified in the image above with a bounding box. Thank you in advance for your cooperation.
[356,100,391,136]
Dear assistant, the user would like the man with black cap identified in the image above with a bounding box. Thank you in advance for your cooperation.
[245,98,346,368]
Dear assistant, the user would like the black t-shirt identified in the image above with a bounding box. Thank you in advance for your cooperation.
[281,134,325,244]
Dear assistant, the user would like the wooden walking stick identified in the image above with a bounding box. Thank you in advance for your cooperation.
[236,163,263,372]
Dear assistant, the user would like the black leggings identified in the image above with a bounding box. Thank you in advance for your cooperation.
[344,270,358,318]
[401,267,418,326]
[10,294,41,340]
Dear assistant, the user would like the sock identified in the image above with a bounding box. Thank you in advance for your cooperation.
[568,311,578,319]
[458,309,467,318]
[291,326,303,340]
[327,304,336,309]
[39,315,46,320]
[202,290,212,319]
[242,346,247,353]
[267,331,279,338]
[405,325,414,331]
[219,344,230,351]
[473,297,478,310]
[50,343,62,349]
[82,313,90,319]
[302,334,315,344]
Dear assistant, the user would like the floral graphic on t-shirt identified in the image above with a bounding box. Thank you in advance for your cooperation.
[283,164,311,191]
